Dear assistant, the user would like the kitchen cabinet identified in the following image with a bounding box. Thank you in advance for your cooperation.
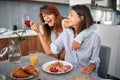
[12,0,69,4]
[0,35,43,61]
[31,0,69,4]
[0,38,11,61]
[70,0,91,6]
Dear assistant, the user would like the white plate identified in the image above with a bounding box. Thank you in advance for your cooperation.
[10,67,38,80]
[0,28,7,34]
[42,60,73,74]
[10,73,34,80]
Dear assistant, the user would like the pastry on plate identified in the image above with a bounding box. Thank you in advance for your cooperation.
[12,67,30,78]
[24,65,38,76]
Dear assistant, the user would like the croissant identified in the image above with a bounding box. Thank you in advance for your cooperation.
[12,67,30,78]
[24,65,38,76]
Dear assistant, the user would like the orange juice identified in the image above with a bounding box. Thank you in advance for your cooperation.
[30,55,38,67]
[74,77,87,80]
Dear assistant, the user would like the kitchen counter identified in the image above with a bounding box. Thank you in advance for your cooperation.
[0,29,37,39]
[0,29,43,61]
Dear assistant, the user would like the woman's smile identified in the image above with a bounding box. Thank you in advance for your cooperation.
[44,14,55,27]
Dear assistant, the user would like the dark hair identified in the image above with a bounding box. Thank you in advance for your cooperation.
[71,5,94,32]
[39,3,63,44]
[39,3,63,41]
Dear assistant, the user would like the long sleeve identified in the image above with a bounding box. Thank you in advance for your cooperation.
[74,25,97,43]
[88,33,101,73]
[50,33,64,54]
[50,28,101,75]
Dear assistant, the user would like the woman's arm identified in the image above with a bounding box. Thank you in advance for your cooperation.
[74,25,97,43]
[50,32,64,55]
[37,33,59,58]
[37,33,52,54]
[30,22,52,55]
[63,20,97,50]
[72,25,97,50]
[58,49,65,60]
[80,33,101,74]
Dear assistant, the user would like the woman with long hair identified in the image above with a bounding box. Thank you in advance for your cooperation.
[50,5,101,75]
[31,3,96,60]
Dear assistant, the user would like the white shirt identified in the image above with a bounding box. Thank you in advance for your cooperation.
[50,28,101,75]
[39,19,66,42]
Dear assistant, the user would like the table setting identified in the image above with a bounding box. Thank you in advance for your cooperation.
[0,52,101,80]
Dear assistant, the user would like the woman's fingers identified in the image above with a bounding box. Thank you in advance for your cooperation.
[30,21,34,26]
[30,22,40,33]
[72,41,81,50]
[80,66,92,74]
[80,66,87,73]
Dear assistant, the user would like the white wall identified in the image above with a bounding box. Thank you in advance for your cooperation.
[70,0,91,6]
[95,24,120,79]
[0,1,69,30]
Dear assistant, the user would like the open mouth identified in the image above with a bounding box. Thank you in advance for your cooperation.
[46,19,52,24]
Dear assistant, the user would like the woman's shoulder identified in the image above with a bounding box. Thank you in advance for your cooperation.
[62,28,73,35]
[59,28,73,38]
[91,32,100,39]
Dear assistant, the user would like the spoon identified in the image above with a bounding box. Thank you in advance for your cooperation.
[0,47,8,57]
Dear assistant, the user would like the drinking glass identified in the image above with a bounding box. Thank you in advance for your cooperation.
[29,51,39,67]
[22,14,47,29]
[23,14,31,27]
[73,71,90,80]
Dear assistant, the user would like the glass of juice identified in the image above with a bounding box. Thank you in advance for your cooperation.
[73,72,90,80]
[29,51,39,67]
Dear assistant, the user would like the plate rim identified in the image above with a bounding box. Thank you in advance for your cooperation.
[10,66,38,79]
[42,60,73,74]
[10,73,34,80]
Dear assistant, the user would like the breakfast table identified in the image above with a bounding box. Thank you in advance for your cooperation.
[0,53,101,80]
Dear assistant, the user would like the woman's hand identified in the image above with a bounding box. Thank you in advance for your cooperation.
[30,22,40,34]
[71,41,81,50]
[80,66,92,74]
[80,64,96,74]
